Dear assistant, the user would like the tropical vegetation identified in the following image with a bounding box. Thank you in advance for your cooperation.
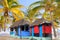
[28,0,60,37]
[0,0,60,38]
[0,0,24,31]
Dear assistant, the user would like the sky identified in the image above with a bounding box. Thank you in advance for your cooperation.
[18,0,45,18]
[18,0,39,12]
[18,0,39,7]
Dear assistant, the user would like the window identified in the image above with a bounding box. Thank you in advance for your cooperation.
[24,24,29,31]
[10,28,14,31]
[20,25,24,31]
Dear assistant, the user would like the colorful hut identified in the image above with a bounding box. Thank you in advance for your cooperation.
[30,23,52,37]
[30,19,42,37]
[30,19,52,37]
[10,19,30,37]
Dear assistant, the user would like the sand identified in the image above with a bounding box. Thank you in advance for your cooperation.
[0,36,28,40]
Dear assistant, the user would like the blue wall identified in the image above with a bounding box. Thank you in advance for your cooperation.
[18,26,30,37]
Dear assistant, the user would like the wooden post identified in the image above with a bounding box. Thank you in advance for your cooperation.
[39,25,43,37]
[32,27,34,37]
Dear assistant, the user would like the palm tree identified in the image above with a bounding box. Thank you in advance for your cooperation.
[0,0,25,31]
[24,6,44,24]
[28,0,60,37]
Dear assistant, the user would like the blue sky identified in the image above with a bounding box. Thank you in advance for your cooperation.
[18,0,39,12]
[18,0,39,7]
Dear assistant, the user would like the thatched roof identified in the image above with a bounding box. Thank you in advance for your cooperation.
[10,19,30,28]
[10,18,45,28]
[30,19,43,26]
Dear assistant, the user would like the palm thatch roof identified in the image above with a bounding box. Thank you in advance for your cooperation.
[10,19,30,28]
[10,18,45,28]
[30,18,43,26]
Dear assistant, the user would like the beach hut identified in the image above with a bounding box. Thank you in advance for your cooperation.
[30,22,52,40]
[10,19,20,36]
[30,19,43,37]
[30,19,52,37]
[18,19,30,37]
[19,24,30,37]
[10,19,30,37]
[42,23,52,37]
[10,27,16,35]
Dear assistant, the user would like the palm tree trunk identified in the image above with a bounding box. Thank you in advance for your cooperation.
[4,8,8,17]
[0,26,1,32]
[4,23,6,32]
[50,12,56,38]
[4,8,9,31]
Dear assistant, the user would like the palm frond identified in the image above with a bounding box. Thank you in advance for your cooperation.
[0,0,3,6]
[0,8,4,12]
[53,21,59,28]
[11,5,24,8]
[12,13,21,21]
[7,0,18,4]
[32,6,44,11]
[3,0,9,7]
[29,1,45,9]
[56,0,60,2]
[7,0,19,8]
[56,0,60,8]
[11,8,25,19]
[28,6,44,18]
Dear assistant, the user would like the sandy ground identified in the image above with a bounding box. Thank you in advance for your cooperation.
[0,36,59,40]
[0,32,28,40]
[0,36,28,40]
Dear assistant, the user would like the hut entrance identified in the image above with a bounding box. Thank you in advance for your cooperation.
[20,24,29,31]
[21,25,24,31]
[10,27,15,35]
[20,24,30,37]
